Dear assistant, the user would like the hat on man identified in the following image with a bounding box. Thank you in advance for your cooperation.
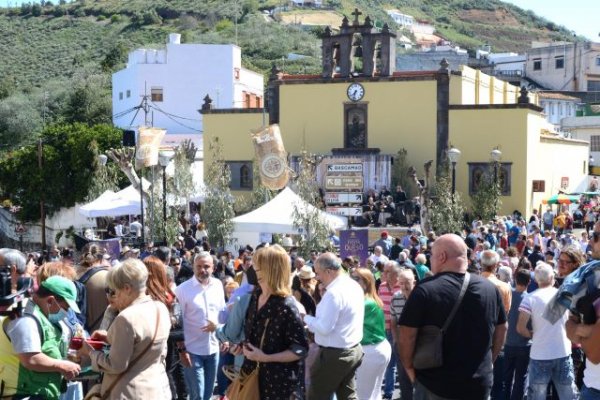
[298,265,316,280]
[381,231,388,237]
[120,246,139,256]
[40,276,80,313]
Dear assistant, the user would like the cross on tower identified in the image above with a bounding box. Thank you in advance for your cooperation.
[351,8,362,25]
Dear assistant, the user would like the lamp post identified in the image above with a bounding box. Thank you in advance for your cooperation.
[159,152,173,245]
[491,148,502,216]
[448,147,461,201]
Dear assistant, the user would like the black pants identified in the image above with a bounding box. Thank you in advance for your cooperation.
[166,337,188,400]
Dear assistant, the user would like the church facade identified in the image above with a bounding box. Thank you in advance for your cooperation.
[201,13,589,218]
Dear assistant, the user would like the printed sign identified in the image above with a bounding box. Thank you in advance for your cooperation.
[327,163,363,173]
[326,206,362,216]
[340,229,369,266]
[324,192,363,204]
[325,176,364,190]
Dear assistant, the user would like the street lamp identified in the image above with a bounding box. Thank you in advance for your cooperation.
[159,152,173,245]
[448,146,461,199]
[98,154,108,167]
[491,148,502,215]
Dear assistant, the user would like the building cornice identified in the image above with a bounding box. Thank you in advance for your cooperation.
[200,108,265,115]
[449,103,543,112]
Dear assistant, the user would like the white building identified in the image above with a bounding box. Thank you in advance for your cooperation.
[538,92,581,127]
[525,41,600,91]
[112,33,264,142]
[387,10,414,28]
[562,115,600,168]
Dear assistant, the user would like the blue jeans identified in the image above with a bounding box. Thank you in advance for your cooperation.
[384,330,398,396]
[527,356,576,400]
[216,351,234,395]
[183,352,219,400]
[491,348,505,399]
[502,345,530,400]
[581,385,600,400]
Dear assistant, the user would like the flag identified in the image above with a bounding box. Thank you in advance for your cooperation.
[250,124,289,190]
[135,126,166,169]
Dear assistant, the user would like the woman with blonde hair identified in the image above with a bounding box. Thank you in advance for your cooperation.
[78,259,172,399]
[238,244,308,400]
[351,268,391,400]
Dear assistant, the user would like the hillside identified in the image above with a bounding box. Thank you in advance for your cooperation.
[0,0,584,91]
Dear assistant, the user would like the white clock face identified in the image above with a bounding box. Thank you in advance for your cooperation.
[347,83,364,101]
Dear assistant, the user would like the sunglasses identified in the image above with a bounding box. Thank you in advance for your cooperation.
[104,287,116,297]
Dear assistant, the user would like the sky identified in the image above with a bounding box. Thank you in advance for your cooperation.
[0,0,597,41]
[501,0,598,41]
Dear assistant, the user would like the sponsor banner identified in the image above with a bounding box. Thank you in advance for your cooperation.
[135,126,166,169]
[251,124,289,190]
[339,229,369,266]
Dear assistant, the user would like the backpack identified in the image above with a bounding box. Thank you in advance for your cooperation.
[77,266,107,332]
[0,311,43,398]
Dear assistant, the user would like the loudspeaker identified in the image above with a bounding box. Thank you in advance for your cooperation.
[123,130,136,147]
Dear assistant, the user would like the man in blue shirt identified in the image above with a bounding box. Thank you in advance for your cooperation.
[502,269,532,400]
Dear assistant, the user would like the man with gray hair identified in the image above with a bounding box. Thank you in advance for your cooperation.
[517,262,576,399]
[0,248,31,295]
[480,249,512,399]
[480,250,512,314]
[305,252,365,400]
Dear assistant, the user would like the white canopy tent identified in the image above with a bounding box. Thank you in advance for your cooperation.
[78,179,151,218]
[232,187,347,235]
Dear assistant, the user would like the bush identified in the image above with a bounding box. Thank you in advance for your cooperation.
[143,9,162,25]
[215,19,233,32]
[31,4,42,16]
[53,6,65,17]
[73,8,85,18]
[97,15,106,21]
[110,14,121,23]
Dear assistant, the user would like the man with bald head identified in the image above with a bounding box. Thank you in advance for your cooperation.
[398,234,507,400]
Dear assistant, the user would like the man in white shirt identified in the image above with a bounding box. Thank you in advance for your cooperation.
[129,216,142,238]
[175,252,226,400]
[368,245,389,266]
[305,252,365,400]
[517,262,576,400]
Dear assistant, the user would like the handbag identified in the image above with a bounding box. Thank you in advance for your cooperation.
[84,302,161,400]
[412,273,470,370]
[225,318,270,400]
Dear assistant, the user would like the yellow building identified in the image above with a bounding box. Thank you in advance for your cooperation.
[202,14,589,219]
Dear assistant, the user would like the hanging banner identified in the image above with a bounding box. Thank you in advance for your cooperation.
[251,124,289,190]
[339,229,369,266]
[135,126,166,169]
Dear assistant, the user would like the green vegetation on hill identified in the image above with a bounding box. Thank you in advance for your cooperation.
[0,0,584,151]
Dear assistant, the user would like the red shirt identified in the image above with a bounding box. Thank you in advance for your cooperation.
[378,282,402,331]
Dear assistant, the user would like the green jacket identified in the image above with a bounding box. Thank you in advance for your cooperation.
[16,303,65,400]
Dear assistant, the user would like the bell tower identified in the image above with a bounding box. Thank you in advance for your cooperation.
[321,9,396,78]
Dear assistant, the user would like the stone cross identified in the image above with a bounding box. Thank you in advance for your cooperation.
[351,8,362,25]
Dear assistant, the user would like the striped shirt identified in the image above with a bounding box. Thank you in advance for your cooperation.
[390,292,407,324]
[378,282,401,331]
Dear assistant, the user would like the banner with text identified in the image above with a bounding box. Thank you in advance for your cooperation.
[339,229,369,266]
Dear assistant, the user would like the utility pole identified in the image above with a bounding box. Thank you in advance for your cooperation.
[38,139,46,251]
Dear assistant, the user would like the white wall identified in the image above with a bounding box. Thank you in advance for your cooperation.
[113,36,264,136]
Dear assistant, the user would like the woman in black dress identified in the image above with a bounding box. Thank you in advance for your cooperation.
[241,244,308,400]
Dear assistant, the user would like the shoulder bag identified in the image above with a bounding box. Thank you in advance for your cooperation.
[84,302,161,400]
[412,273,470,370]
[225,318,270,400]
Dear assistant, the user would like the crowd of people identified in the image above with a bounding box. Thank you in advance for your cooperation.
[1,208,599,400]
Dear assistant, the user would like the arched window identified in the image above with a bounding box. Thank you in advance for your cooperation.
[240,164,251,188]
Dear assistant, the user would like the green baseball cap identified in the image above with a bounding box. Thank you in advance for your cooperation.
[41,276,81,314]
